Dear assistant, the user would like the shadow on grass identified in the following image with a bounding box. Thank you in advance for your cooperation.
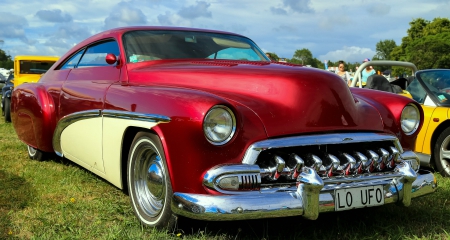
[0,170,36,239]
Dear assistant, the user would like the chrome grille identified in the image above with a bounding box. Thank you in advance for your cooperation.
[256,140,400,184]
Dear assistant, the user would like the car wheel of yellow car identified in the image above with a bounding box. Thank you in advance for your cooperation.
[4,97,11,122]
[127,132,176,229]
[434,127,450,177]
[27,145,45,161]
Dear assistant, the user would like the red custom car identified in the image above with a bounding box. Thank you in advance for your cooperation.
[11,26,436,228]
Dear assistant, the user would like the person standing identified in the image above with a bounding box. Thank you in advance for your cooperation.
[361,58,376,85]
[336,60,351,85]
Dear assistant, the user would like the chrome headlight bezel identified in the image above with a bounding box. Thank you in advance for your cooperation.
[400,104,420,135]
[203,105,236,145]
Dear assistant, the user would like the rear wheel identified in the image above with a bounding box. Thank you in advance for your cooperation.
[4,97,11,122]
[434,127,450,177]
[127,132,176,229]
[28,145,46,161]
[1,99,4,116]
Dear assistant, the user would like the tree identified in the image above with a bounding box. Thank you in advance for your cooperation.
[292,48,313,65]
[0,47,13,69]
[407,32,450,69]
[373,40,397,60]
[391,17,450,72]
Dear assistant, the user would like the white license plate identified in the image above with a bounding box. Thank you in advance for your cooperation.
[335,185,384,211]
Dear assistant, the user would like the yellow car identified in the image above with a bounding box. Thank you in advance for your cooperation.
[13,55,59,87]
[2,56,59,122]
[405,69,450,177]
[351,61,450,177]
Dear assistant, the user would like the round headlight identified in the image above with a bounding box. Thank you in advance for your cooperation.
[401,104,420,135]
[203,105,236,145]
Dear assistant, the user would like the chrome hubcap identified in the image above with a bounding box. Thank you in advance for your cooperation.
[440,135,450,174]
[133,141,166,218]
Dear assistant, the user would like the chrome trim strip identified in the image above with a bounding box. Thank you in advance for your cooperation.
[242,132,403,165]
[52,109,171,157]
[172,170,436,221]
[102,110,171,123]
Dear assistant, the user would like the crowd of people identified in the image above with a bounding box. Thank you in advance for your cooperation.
[263,52,379,87]
[335,58,376,86]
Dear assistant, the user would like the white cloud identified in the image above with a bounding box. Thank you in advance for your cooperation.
[104,2,147,29]
[282,0,314,13]
[270,7,288,15]
[178,1,212,19]
[35,9,73,22]
[319,46,376,63]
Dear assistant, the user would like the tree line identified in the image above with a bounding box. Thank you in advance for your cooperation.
[0,48,13,70]
[266,17,450,76]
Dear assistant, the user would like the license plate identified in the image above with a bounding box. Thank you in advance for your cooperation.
[334,185,384,211]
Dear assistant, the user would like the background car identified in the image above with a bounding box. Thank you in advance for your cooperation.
[0,72,14,121]
[405,69,450,177]
[12,55,59,87]
[10,26,436,228]
[351,61,450,177]
[0,72,6,89]
[1,56,59,122]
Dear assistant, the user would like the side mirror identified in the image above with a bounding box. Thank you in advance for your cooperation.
[105,53,118,65]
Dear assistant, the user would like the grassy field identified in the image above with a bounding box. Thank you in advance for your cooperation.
[1,117,449,240]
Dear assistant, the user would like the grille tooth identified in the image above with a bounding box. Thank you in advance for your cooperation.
[339,152,357,175]
[353,151,369,173]
[321,154,340,177]
[289,154,304,179]
[305,154,322,172]
[366,150,379,173]
[269,155,285,180]
[377,148,390,170]
[388,146,400,168]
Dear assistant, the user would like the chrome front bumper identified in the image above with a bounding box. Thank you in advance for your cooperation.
[171,167,436,221]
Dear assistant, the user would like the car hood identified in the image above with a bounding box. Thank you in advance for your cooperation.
[127,61,384,137]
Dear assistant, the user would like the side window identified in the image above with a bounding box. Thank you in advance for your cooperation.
[77,41,120,68]
[60,50,85,70]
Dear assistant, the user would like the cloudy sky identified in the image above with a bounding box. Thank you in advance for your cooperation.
[0,0,448,63]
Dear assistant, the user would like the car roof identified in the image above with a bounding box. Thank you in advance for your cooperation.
[55,26,250,70]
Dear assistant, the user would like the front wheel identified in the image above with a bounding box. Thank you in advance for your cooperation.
[434,127,450,177]
[127,132,176,229]
[4,97,11,122]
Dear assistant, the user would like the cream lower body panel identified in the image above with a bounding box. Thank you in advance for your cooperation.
[102,118,158,188]
[61,118,104,172]
[55,109,170,189]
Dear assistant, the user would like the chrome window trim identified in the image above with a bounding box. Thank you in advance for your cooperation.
[242,132,403,165]
[52,109,171,157]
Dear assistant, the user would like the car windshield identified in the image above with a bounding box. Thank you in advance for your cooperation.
[19,60,56,74]
[123,30,268,63]
[410,69,450,107]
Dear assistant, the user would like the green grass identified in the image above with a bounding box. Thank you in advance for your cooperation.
[0,117,449,239]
